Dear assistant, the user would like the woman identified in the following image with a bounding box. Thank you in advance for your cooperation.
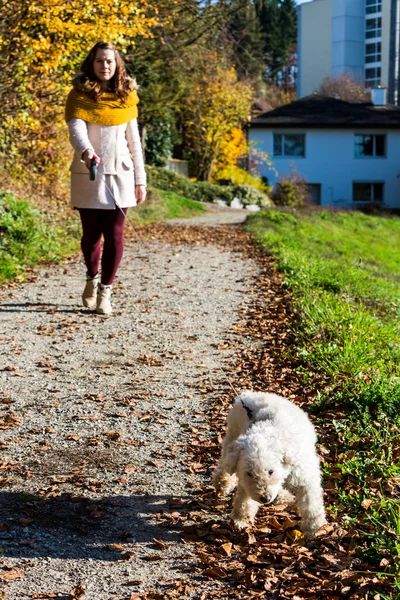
[65,41,146,316]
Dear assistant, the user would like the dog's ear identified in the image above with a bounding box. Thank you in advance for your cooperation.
[281,454,292,469]
[224,440,242,475]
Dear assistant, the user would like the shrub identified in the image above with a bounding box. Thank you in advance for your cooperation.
[146,165,194,198]
[146,165,272,207]
[144,119,173,167]
[231,184,273,207]
[215,166,270,194]
[272,174,309,207]
[0,191,78,282]
[191,181,233,204]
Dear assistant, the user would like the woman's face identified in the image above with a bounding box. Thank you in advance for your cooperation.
[93,49,117,85]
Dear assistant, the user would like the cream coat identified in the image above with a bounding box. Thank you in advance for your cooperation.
[68,118,146,209]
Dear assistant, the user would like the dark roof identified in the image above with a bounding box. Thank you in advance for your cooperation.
[251,97,274,117]
[251,94,400,128]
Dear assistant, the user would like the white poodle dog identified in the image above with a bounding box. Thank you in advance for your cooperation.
[213,390,327,538]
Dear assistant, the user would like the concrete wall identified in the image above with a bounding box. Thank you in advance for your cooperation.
[382,0,393,88]
[298,0,332,97]
[331,0,365,81]
[249,127,400,208]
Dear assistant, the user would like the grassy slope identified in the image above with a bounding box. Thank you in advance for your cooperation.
[247,208,400,596]
[0,192,80,284]
[0,188,206,284]
[128,187,206,224]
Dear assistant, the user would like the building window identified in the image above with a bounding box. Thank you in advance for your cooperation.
[365,17,382,39]
[365,66,381,87]
[273,134,305,157]
[366,0,382,15]
[365,42,381,63]
[353,182,384,202]
[355,134,385,157]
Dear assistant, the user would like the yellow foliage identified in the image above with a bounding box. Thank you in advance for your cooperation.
[212,127,248,178]
[214,166,269,193]
[183,55,253,181]
[1,0,159,190]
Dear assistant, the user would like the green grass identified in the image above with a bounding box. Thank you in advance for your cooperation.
[246,208,400,594]
[127,187,206,223]
[0,191,80,284]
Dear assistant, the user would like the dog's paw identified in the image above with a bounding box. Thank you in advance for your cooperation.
[301,516,327,540]
[231,517,252,530]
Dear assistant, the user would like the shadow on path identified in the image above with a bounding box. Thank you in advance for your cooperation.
[0,491,190,561]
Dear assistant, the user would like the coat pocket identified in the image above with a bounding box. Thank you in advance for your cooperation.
[121,156,134,171]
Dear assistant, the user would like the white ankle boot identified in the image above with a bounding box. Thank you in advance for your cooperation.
[96,284,112,315]
[82,274,99,309]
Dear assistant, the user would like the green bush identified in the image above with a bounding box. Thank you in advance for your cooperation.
[272,176,309,207]
[191,181,233,204]
[146,165,194,198]
[0,191,78,282]
[231,184,273,207]
[146,165,233,204]
[145,119,173,167]
[146,165,273,207]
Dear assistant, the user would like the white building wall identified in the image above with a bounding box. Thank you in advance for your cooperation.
[298,0,332,97]
[382,0,392,86]
[249,128,400,208]
[331,0,365,81]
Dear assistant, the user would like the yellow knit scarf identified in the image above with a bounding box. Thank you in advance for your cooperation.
[65,88,139,125]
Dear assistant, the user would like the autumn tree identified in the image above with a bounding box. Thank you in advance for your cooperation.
[0,0,158,185]
[181,53,253,181]
[316,74,371,102]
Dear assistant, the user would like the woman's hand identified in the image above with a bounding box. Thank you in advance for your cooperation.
[82,149,101,170]
[135,185,147,205]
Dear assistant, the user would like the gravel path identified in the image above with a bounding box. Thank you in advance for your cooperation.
[0,208,256,599]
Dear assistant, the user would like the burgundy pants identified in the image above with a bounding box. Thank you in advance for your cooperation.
[78,208,127,286]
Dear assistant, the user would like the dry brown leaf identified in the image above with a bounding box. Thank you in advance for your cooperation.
[70,583,85,600]
[220,542,232,556]
[203,566,227,578]
[104,543,125,552]
[0,569,24,582]
[124,464,137,474]
[121,551,136,560]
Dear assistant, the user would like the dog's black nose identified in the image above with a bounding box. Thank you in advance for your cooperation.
[260,493,272,503]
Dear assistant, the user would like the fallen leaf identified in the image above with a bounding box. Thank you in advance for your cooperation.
[221,542,232,556]
[121,551,136,560]
[0,569,24,582]
[70,582,85,600]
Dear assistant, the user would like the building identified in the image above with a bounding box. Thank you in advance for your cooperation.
[249,91,400,208]
[297,0,400,104]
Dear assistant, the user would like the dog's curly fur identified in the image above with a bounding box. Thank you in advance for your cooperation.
[213,391,327,538]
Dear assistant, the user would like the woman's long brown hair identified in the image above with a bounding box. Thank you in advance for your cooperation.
[73,41,136,102]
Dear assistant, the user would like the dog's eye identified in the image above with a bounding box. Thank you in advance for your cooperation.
[246,471,253,478]
[268,470,274,476]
